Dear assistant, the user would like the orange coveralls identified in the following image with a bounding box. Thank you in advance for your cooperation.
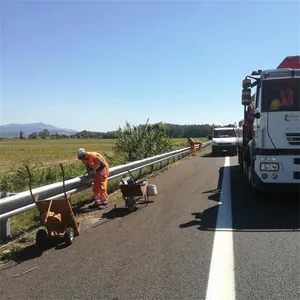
[82,152,110,205]
[188,138,196,156]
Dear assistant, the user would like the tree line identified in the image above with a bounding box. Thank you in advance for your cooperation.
[21,122,236,140]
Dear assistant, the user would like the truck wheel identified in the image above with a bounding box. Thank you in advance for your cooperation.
[239,155,243,171]
[248,165,264,198]
[243,160,248,179]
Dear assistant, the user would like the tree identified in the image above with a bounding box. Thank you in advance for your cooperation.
[112,119,173,163]
[39,129,50,139]
[28,132,38,139]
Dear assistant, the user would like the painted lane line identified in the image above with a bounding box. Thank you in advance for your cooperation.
[205,156,236,300]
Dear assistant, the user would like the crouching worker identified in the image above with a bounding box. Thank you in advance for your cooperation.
[77,148,109,207]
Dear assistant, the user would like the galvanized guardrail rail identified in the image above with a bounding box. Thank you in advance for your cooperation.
[0,142,211,241]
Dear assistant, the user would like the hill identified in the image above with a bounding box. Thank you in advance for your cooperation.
[0,123,77,137]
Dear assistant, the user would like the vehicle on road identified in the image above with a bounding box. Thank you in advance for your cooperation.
[237,55,300,195]
[209,127,237,156]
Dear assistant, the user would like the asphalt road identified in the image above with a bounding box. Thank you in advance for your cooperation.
[0,147,299,300]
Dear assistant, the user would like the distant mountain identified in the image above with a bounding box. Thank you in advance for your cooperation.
[0,123,77,137]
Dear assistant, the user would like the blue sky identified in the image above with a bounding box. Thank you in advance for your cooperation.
[1,0,299,132]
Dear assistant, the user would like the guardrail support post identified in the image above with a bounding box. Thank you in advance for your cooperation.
[0,192,16,242]
[151,164,154,173]
[0,218,11,242]
[138,168,143,179]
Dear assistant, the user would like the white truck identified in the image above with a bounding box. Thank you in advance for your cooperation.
[209,127,237,156]
[237,56,300,195]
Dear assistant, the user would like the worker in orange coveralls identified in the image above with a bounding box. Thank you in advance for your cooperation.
[77,148,109,207]
[195,140,203,151]
[188,138,196,156]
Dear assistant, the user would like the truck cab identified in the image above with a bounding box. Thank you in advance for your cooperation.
[240,56,300,194]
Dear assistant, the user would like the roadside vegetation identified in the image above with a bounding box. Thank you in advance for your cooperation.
[0,121,208,241]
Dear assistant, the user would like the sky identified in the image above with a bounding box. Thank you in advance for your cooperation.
[1,0,299,132]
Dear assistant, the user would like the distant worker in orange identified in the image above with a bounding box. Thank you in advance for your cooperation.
[77,148,109,208]
[188,137,196,156]
[195,140,203,151]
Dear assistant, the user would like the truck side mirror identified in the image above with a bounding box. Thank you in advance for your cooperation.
[241,88,251,105]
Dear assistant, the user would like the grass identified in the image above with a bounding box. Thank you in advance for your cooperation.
[171,137,208,148]
[0,138,116,173]
[0,137,207,173]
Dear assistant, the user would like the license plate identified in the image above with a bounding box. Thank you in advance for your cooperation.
[222,149,227,152]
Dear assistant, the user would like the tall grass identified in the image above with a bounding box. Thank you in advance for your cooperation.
[0,159,86,193]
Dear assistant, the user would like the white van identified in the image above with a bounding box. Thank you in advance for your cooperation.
[209,127,237,156]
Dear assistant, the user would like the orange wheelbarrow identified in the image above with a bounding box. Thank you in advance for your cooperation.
[26,164,81,249]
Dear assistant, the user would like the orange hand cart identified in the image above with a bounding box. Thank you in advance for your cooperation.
[26,164,81,249]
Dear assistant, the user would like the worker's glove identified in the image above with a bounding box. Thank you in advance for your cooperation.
[88,169,96,176]
[84,168,96,176]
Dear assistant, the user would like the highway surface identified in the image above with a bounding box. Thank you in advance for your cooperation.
[0,147,299,300]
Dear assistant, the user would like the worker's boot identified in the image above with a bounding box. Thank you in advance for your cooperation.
[100,200,108,207]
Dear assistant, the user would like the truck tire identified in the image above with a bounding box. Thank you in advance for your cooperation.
[247,164,264,198]
[243,160,248,179]
[238,150,243,172]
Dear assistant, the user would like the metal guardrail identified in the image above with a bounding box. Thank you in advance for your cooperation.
[0,142,211,241]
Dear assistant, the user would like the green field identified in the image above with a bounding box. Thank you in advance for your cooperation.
[0,138,116,172]
[0,137,205,172]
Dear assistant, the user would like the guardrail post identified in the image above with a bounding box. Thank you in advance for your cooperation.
[0,192,16,242]
[138,168,143,179]
[160,160,164,169]
[151,164,154,173]
[0,218,11,242]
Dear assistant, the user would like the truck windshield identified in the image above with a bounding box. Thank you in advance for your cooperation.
[262,78,300,112]
[213,130,236,138]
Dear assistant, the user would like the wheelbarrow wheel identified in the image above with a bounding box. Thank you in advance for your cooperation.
[126,196,136,213]
[64,227,75,246]
[36,229,48,249]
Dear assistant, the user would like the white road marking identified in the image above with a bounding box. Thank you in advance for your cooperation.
[205,156,236,300]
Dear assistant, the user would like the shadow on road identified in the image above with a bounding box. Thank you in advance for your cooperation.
[229,165,299,231]
[180,163,300,232]
[201,167,224,202]
[102,207,132,219]
[0,245,42,269]
[0,236,73,267]
[101,200,154,220]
